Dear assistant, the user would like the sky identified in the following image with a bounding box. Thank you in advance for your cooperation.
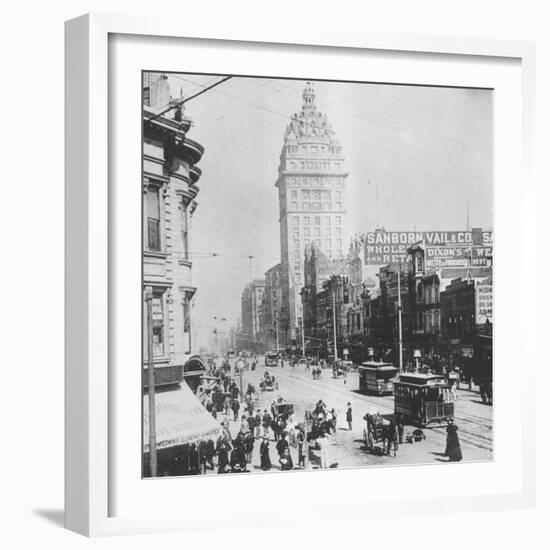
[160,74,493,348]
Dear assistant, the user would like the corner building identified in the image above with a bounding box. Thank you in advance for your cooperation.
[275,82,349,345]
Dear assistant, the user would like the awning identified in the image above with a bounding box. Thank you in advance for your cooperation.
[143,383,223,452]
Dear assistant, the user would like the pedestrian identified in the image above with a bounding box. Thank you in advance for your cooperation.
[216,438,230,474]
[445,418,463,462]
[244,431,255,464]
[232,398,240,422]
[239,414,249,435]
[254,409,262,439]
[279,447,293,471]
[262,409,271,439]
[329,408,337,433]
[276,432,290,458]
[346,402,353,431]
[451,382,457,401]
[223,395,231,416]
[385,418,398,457]
[260,437,272,471]
[247,411,256,435]
[396,413,404,445]
[317,433,329,468]
[297,428,307,468]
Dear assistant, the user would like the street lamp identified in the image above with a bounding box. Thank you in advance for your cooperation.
[144,286,157,477]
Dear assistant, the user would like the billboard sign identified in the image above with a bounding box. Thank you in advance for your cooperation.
[476,284,493,324]
[364,230,492,266]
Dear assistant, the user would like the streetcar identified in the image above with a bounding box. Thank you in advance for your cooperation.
[393,372,454,427]
[264,351,279,367]
[357,361,399,395]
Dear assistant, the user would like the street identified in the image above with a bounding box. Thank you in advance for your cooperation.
[221,359,493,473]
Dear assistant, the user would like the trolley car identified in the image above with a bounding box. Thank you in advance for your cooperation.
[394,372,454,427]
[358,361,399,395]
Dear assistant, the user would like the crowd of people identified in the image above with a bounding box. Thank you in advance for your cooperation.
[146,351,466,476]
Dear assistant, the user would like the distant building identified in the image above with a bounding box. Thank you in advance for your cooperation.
[240,279,266,351]
[142,73,204,388]
[301,244,345,349]
[276,82,349,345]
[260,264,282,350]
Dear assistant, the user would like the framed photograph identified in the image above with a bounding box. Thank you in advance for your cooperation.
[65,14,536,536]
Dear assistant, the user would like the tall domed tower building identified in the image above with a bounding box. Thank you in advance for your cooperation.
[275,82,349,345]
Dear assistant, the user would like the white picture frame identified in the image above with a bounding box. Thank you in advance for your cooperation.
[65,13,537,537]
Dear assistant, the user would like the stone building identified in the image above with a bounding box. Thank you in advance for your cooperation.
[142,73,204,388]
[275,81,349,345]
[240,279,266,351]
[260,264,282,350]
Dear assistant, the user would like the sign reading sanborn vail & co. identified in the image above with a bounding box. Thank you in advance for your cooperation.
[364,230,492,265]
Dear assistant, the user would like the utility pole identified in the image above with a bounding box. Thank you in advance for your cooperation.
[332,286,338,361]
[144,286,157,477]
[397,265,403,372]
[301,316,305,356]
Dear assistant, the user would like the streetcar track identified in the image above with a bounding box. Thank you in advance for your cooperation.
[254,367,493,454]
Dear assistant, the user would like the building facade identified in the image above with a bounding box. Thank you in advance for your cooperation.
[260,264,282,350]
[275,82,349,345]
[142,73,204,388]
[240,279,266,351]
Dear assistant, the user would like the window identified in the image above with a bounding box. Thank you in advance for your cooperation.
[313,191,320,201]
[336,202,342,210]
[323,202,330,211]
[325,216,331,225]
[313,202,320,210]
[294,239,300,249]
[291,201,297,210]
[304,216,310,225]
[293,216,299,225]
[147,186,161,251]
[179,197,188,259]
[294,262,301,272]
[143,86,151,106]
[336,191,341,200]
[182,297,191,353]
[326,227,331,237]
[291,190,297,200]
[303,202,310,211]
[304,228,310,237]
[336,216,342,225]
[305,239,311,247]
[314,216,320,225]
[326,239,331,249]
[336,227,342,237]
[314,227,321,237]
[315,239,321,247]
[151,295,165,357]
[293,228,300,238]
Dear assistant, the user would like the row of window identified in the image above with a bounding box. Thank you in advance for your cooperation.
[289,201,343,211]
[288,160,342,171]
[287,176,344,186]
[290,190,342,201]
[292,215,342,226]
[286,145,342,155]
[144,289,192,358]
[145,184,189,257]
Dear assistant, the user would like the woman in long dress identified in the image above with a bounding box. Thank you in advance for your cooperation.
[445,419,463,462]
[260,437,272,471]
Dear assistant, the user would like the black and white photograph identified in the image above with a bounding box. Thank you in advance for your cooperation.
[142,72,493,478]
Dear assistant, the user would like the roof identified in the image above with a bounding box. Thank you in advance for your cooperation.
[143,383,223,451]
[396,373,448,386]
[359,361,397,371]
